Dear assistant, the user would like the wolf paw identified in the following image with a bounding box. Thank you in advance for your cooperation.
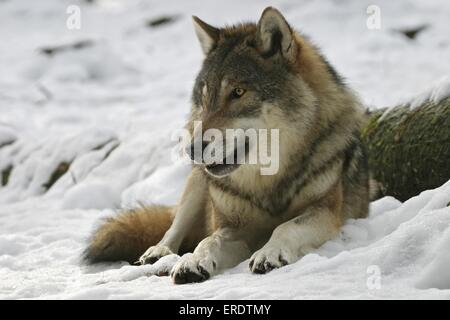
[138,245,173,265]
[170,253,216,284]
[249,245,293,274]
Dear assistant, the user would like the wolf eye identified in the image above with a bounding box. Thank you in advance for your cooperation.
[230,87,246,99]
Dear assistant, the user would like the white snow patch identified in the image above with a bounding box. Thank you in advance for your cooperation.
[1,0,450,300]
[0,127,16,146]
[416,226,450,290]
[379,76,450,121]
[409,76,450,109]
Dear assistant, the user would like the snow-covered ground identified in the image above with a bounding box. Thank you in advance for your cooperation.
[1,0,449,299]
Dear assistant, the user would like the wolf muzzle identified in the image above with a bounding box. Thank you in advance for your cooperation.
[186,138,242,177]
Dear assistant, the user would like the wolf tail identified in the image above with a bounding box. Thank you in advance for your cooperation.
[83,206,173,264]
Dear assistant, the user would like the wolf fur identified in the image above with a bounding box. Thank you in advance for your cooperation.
[83,7,370,284]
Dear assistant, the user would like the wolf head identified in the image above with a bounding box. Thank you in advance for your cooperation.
[186,7,353,181]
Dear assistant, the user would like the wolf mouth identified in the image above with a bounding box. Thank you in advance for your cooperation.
[205,162,241,177]
[204,142,248,177]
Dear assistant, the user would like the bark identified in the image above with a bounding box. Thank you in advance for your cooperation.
[362,97,450,201]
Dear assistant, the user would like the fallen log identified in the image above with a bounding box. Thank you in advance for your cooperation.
[362,97,450,201]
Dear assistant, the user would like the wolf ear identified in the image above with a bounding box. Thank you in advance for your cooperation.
[192,16,220,55]
[256,7,298,63]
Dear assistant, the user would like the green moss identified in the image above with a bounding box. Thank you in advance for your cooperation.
[0,140,15,149]
[42,161,71,190]
[1,165,13,186]
[361,111,382,140]
[363,97,450,201]
[146,15,178,28]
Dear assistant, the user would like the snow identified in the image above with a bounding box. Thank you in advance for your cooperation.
[409,76,450,109]
[1,0,450,299]
[379,75,450,121]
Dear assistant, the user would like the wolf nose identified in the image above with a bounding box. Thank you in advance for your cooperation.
[186,141,209,163]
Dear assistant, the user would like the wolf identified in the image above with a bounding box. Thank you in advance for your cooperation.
[83,7,370,284]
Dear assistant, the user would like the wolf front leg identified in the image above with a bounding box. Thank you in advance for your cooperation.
[170,228,251,284]
[139,168,208,265]
[249,206,342,274]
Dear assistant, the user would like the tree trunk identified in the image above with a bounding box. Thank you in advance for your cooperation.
[362,97,450,201]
